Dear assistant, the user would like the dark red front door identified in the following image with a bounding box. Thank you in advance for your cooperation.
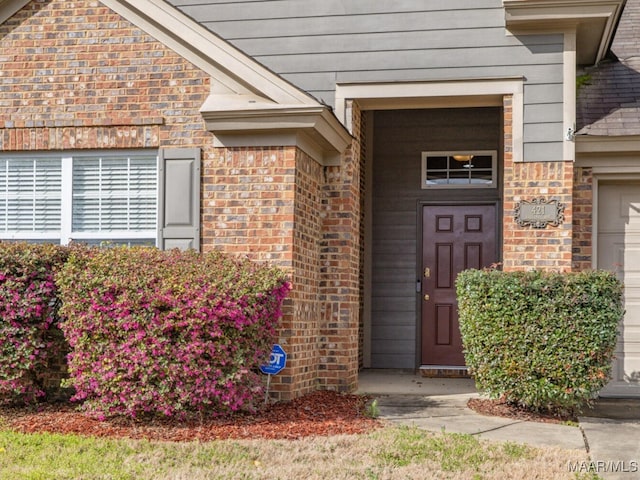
[421,204,497,366]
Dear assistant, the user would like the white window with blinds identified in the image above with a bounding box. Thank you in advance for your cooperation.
[0,152,158,246]
[0,157,62,240]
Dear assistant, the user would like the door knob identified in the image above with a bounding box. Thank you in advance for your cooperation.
[424,294,430,301]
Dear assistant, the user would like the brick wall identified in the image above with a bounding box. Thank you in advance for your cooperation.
[201,146,330,401]
[289,149,324,396]
[0,0,212,152]
[502,97,574,271]
[572,167,593,271]
[201,147,296,267]
[317,101,362,392]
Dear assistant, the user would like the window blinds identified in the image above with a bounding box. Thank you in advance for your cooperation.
[0,158,62,236]
[72,155,157,233]
[0,153,157,245]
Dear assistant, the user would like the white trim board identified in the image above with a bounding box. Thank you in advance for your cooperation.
[0,0,28,25]
[335,79,525,163]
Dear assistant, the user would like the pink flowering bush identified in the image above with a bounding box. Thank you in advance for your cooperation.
[56,246,290,420]
[0,242,69,404]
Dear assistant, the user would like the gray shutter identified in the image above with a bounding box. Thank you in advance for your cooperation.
[158,148,201,251]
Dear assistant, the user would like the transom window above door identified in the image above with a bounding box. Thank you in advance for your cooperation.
[421,151,497,188]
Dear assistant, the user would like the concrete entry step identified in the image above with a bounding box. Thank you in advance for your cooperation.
[420,366,470,378]
[357,369,476,396]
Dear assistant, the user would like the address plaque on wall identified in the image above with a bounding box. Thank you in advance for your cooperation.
[514,197,565,229]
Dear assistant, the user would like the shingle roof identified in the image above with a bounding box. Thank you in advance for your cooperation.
[577,0,640,136]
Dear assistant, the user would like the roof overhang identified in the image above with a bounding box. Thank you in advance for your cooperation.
[576,135,640,173]
[200,96,352,166]
[503,0,626,65]
[0,0,28,24]
[576,134,640,154]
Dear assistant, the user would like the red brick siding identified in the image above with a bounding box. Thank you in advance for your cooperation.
[201,147,296,267]
[287,150,324,397]
[179,144,326,401]
[502,98,574,271]
[318,101,362,392]
[0,0,212,151]
[572,167,593,271]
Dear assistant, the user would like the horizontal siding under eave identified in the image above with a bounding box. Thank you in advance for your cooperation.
[171,0,501,21]
[169,0,566,157]
[524,103,564,124]
[524,123,564,143]
[191,9,505,38]
[524,142,564,162]
[230,28,561,55]
[332,64,564,87]
[283,65,563,106]
[168,0,564,155]
[296,64,562,112]
[253,46,562,76]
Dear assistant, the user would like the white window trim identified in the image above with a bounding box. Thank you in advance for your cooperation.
[421,150,498,189]
[60,157,73,245]
[0,151,158,246]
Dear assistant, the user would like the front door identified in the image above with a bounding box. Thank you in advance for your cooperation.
[421,204,497,366]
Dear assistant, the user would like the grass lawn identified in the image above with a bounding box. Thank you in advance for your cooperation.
[0,425,601,480]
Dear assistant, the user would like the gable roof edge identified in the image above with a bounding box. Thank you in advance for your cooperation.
[101,0,316,106]
[0,0,28,25]
[503,0,626,65]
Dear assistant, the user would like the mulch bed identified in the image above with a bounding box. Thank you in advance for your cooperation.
[467,397,577,424]
[0,392,579,442]
[0,391,381,442]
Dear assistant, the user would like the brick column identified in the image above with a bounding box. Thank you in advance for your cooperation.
[202,146,327,400]
[284,149,324,398]
[572,166,594,271]
[201,146,296,266]
[502,96,574,271]
[318,101,362,392]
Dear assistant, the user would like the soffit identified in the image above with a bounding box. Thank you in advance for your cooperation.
[503,0,626,65]
[0,0,27,24]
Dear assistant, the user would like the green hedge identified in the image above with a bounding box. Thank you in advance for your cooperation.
[456,269,623,413]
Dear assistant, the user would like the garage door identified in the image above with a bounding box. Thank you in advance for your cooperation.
[598,182,640,397]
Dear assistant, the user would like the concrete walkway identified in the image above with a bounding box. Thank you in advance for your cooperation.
[357,370,640,479]
[579,399,640,480]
